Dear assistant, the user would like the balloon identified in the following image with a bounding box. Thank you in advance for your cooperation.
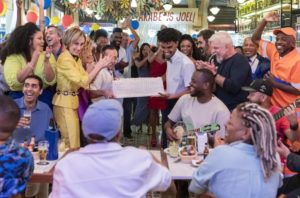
[26,11,38,23]
[0,0,7,17]
[91,23,100,31]
[131,20,139,30]
[192,34,197,39]
[81,25,90,34]
[58,25,65,31]
[44,16,50,27]
[0,1,3,14]
[62,15,73,27]
[50,16,60,25]
[129,34,135,40]
[35,0,51,10]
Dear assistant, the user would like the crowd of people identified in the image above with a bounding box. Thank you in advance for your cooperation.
[1,6,300,197]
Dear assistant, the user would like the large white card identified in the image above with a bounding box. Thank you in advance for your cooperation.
[112,77,165,98]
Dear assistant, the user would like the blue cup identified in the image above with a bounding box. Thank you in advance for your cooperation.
[45,129,59,160]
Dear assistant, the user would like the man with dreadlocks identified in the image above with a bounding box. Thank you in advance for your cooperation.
[189,102,282,198]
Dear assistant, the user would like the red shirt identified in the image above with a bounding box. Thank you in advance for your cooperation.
[269,106,289,143]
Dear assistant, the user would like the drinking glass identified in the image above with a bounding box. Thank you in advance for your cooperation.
[23,110,31,129]
[37,141,49,165]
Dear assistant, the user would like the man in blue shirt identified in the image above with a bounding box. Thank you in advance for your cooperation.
[13,75,52,144]
[0,95,34,197]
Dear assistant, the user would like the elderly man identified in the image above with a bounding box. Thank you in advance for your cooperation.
[0,95,34,197]
[198,32,252,111]
[50,100,171,197]
[242,37,270,79]
[252,12,300,108]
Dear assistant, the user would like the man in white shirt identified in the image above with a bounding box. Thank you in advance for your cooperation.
[50,99,172,198]
[165,69,230,149]
[242,37,270,80]
[157,28,195,148]
[111,27,129,78]
[90,45,118,102]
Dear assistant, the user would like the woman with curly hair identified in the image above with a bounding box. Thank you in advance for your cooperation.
[2,22,56,107]
[189,102,282,198]
[178,34,201,64]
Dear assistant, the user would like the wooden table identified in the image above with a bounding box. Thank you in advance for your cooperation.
[29,149,76,183]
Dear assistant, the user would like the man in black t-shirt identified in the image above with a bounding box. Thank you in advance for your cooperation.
[196,32,252,111]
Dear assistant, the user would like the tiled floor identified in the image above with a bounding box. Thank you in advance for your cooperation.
[122,125,161,149]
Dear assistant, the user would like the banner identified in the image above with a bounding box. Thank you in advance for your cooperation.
[138,8,198,25]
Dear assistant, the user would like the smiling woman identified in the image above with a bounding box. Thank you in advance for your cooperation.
[2,22,56,107]
[52,27,109,149]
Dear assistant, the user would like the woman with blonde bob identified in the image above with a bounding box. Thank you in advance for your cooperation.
[53,27,109,148]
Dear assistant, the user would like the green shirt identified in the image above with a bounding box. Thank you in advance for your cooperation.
[4,53,56,91]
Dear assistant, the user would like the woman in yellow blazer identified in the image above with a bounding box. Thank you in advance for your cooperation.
[52,27,110,148]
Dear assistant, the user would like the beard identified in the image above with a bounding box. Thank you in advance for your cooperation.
[190,89,204,97]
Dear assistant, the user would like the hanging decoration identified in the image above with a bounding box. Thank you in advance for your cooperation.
[105,0,113,12]
[120,0,129,9]
[61,0,163,21]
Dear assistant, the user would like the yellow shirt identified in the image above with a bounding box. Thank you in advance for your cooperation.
[4,53,56,91]
[52,50,88,109]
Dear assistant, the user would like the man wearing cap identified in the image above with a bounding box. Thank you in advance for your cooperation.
[252,12,300,109]
[243,79,300,147]
[50,99,172,198]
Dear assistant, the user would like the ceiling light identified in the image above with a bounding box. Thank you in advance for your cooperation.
[163,3,172,11]
[173,0,181,4]
[68,0,77,3]
[207,15,215,22]
[95,14,101,20]
[237,0,245,3]
[131,0,137,8]
[85,8,93,15]
[210,7,220,15]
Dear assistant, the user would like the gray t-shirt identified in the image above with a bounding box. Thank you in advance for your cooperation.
[168,94,230,137]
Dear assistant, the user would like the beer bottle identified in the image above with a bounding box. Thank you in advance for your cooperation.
[204,143,209,159]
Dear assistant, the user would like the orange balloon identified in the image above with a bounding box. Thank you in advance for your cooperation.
[62,15,73,27]
[27,11,38,23]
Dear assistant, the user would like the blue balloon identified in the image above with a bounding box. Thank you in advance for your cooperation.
[192,34,197,39]
[44,16,50,27]
[129,34,135,40]
[82,25,90,34]
[35,0,51,10]
[131,20,139,30]
[58,25,64,31]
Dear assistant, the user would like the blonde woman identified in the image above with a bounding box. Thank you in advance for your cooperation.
[53,27,110,148]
